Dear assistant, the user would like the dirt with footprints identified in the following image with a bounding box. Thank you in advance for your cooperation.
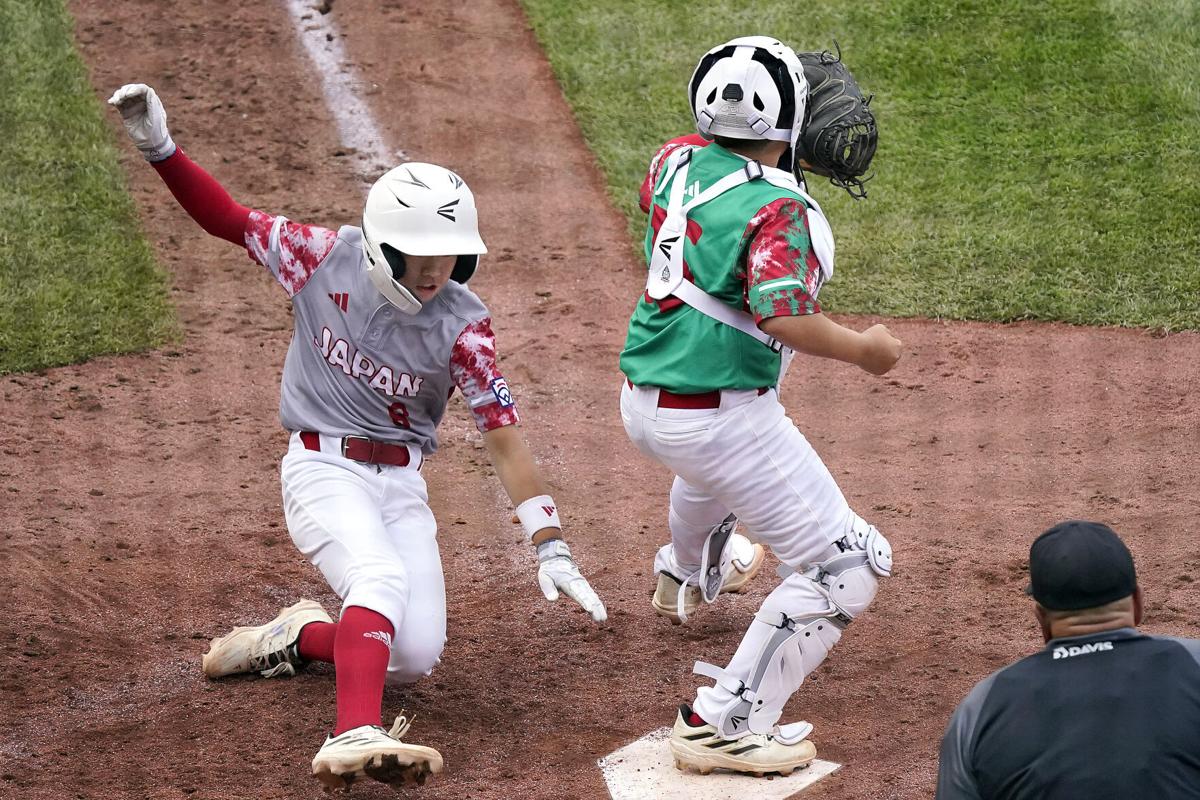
[1,1,1197,798]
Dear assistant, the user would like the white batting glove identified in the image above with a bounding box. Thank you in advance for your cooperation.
[107,83,176,162]
[536,540,607,623]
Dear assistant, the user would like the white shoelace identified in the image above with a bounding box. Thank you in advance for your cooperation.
[259,662,296,678]
[387,710,414,740]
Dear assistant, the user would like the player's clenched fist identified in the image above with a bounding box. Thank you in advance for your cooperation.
[536,540,607,623]
[858,323,903,376]
[107,83,176,162]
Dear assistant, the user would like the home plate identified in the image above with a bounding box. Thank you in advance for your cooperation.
[599,727,840,800]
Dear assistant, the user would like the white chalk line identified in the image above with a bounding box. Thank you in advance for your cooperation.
[282,0,403,179]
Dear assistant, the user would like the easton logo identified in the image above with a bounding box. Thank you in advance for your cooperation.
[1052,641,1114,659]
[395,167,429,189]
[657,235,679,260]
[328,292,349,312]
[437,199,460,222]
[363,630,393,649]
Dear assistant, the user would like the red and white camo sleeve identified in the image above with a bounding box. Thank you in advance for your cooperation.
[243,210,339,297]
[449,318,520,432]
[742,197,824,322]
[639,134,709,214]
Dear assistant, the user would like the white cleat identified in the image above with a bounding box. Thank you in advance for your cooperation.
[669,704,816,777]
[312,713,443,791]
[653,534,765,623]
[201,599,332,679]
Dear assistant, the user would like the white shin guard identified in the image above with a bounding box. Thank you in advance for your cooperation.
[655,514,742,623]
[695,517,892,739]
[699,514,739,603]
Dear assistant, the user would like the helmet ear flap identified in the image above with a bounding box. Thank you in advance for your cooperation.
[380,243,407,280]
[451,254,479,284]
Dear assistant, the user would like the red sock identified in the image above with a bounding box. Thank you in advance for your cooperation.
[297,621,337,664]
[333,606,395,735]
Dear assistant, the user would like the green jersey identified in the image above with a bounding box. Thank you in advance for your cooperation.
[620,140,827,393]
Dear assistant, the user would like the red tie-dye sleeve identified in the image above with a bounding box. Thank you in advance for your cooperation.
[449,318,520,432]
[639,134,711,214]
[243,210,339,297]
[743,198,824,322]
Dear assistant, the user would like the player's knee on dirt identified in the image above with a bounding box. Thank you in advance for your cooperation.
[385,637,445,685]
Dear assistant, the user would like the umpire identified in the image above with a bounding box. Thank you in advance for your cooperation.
[937,520,1200,799]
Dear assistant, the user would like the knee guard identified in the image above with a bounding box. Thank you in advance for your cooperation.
[806,513,891,619]
[695,516,892,739]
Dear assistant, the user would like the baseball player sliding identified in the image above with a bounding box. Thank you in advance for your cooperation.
[619,37,898,777]
[109,83,605,791]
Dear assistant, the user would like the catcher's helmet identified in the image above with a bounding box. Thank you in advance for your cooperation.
[361,163,487,314]
[688,36,809,171]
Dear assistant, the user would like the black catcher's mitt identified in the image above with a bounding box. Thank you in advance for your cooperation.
[796,45,878,199]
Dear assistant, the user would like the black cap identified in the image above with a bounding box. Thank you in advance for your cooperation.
[1026,520,1137,611]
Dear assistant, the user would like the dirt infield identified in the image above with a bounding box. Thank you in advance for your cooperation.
[2,1,1196,798]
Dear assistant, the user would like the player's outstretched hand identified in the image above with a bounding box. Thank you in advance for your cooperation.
[858,323,903,376]
[536,539,607,623]
[107,83,176,162]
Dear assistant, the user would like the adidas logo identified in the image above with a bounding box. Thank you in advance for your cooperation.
[329,292,349,312]
[363,630,393,649]
[541,505,555,517]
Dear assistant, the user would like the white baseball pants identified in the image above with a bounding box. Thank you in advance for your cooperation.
[620,382,862,722]
[280,432,446,685]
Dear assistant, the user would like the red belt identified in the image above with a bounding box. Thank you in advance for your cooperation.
[300,431,414,467]
[627,380,768,409]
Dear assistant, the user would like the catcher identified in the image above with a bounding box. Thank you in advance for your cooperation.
[620,37,898,776]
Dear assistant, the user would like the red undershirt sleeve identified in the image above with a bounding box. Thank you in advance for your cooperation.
[150,148,252,246]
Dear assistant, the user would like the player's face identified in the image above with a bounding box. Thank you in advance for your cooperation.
[399,254,458,302]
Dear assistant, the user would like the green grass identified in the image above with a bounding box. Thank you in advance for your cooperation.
[0,0,176,374]
[521,0,1200,329]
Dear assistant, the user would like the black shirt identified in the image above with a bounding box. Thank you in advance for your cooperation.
[937,628,1200,800]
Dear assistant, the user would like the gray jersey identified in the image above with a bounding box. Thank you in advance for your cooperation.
[937,628,1200,800]
[244,211,520,454]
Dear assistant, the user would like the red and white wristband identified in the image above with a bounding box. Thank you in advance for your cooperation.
[516,494,561,541]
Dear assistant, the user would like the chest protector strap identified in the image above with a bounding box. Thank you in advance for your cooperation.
[645,147,835,362]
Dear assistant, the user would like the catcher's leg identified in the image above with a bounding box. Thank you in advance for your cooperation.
[691,513,893,741]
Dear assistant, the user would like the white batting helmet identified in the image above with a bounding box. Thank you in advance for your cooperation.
[361,163,488,314]
[688,36,809,170]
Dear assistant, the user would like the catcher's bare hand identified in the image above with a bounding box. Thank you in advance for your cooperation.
[107,83,176,162]
[859,324,902,375]
[536,539,607,623]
